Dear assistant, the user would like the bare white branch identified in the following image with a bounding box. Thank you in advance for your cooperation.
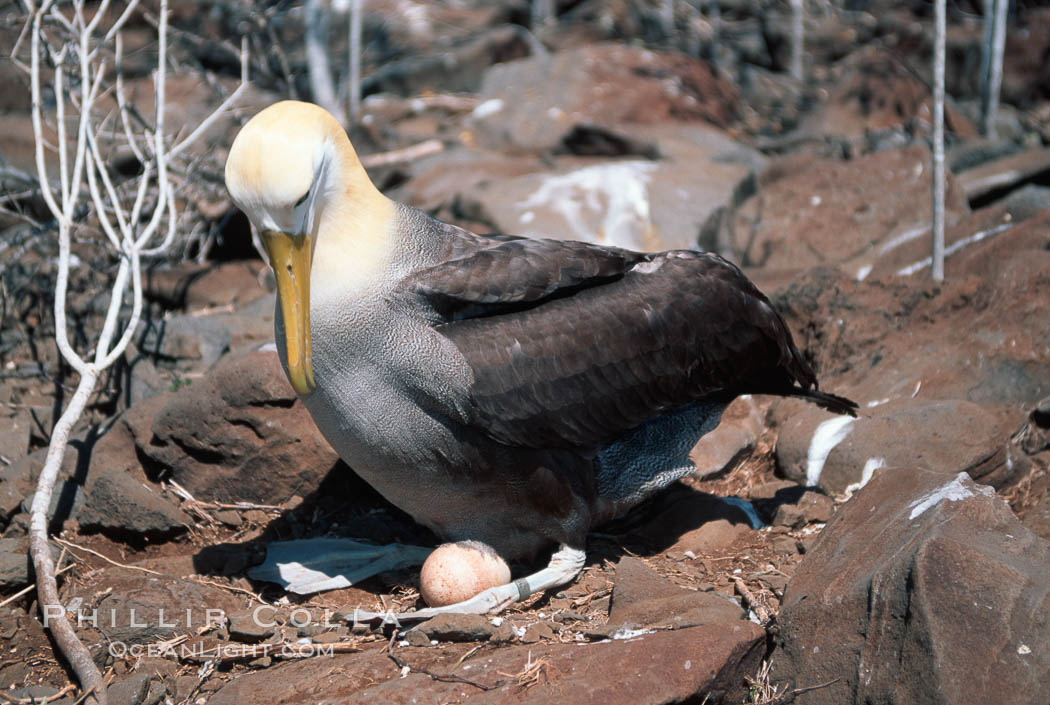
[789,0,804,81]
[87,129,131,237]
[29,4,61,220]
[98,248,143,369]
[348,0,362,123]
[980,0,1008,138]
[28,370,103,705]
[21,0,247,701]
[83,147,123,248]
[531,0,554,29]
[305,0,346,124]
[114,32,146,164]
[129,160,153,227]
[55,50,70,208]
[932,0,946,282]
[99,0,140,47]
[169,37,249,158]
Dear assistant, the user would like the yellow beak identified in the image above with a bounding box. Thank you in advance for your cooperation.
[261,230,316,395]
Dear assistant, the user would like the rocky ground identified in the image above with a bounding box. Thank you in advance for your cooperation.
[2,1,1050,703]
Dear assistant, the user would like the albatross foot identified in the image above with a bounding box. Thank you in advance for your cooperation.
[346,544,586,625]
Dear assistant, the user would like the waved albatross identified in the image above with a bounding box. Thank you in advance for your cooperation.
[225,101,857,617]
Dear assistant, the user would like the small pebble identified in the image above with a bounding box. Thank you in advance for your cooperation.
[404,629,431,647]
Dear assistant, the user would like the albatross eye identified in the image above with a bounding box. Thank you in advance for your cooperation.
[294,190,310,208]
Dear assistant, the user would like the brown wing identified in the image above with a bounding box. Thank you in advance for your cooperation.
[399,238,854,451]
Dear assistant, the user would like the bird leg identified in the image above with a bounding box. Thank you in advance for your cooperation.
[347,544,586,626]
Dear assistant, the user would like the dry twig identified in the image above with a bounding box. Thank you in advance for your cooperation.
[385,632,497,691]
[733,576,772,623]
[0,683,77,704]
[360,139,444,169]
[0,562,76,609]
[52,537,161,576]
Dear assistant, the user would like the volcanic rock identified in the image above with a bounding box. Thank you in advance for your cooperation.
[412,613,495,643]
[144,260,268,311]
[363,25,533,97]
[955,146,1050,202]
[770,490,834,528]
[607,557,745,631]
[715,146,970,273]
[136,293,275,368]
[471,44,740,154]
[86,573,242,645]
[774,398,1027,494]
[208,621,764,705]
[228,610,276,643]
[135,349,340,504]
[74,419,191,535]
[774,212,1050,410]
[627,485,754,552]
[773,467,1050,705]
[690,396,763,479]
[106,672,153,705]
[0,537,60,588]
[454,123,763,251]
[796,46,977,141]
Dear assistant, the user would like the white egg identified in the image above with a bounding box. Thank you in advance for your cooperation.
[419,540,511,607]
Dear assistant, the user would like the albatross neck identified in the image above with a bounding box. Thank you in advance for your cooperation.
[309,141,399,302]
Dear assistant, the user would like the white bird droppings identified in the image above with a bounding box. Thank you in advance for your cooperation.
[806,416,856,486]
[610,627,652,640]
[684,660,692,670]
[1018,644,1031,655]
[896,223,1013,276]
[844,457,886,497]
[518,162,658,250]
[471,98,505,120]
[907,472,994,520]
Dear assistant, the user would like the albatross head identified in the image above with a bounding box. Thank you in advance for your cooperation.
[225,100,385,396]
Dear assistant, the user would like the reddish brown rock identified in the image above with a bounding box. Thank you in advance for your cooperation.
[773,212,1050,410]
[771,490,834,528]
[1,405,188,537]
[627,485,754,552]
[774,399,1027,494]
[669,519,752,557]
[845,202,1015,282]
[80,573,243,645]
[955,147,1050,202]
[797,46,977,140]
[1000,7,1050,107]
[449,122,763,252]
[74,419,191,535]
[136,349,340,503]
[773,467,1050,705]
[145,260,268,310]
[720,146,970,273]
[472,44,739,154]
[690,396,763,479]
[608,557,745,631]
[208,620,764,705]
[412,613,495,643]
